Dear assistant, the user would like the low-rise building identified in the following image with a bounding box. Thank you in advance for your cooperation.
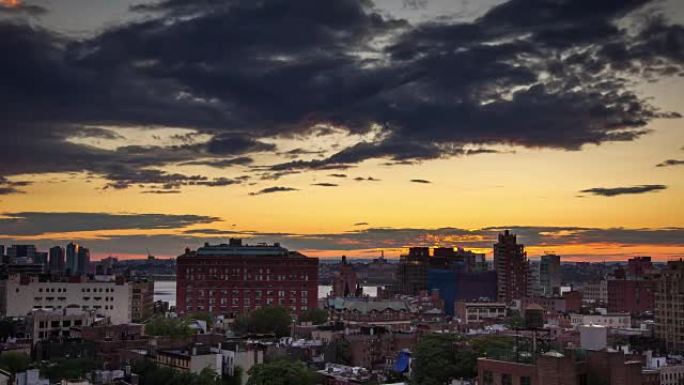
[28,308,97,345]
[220,343,264,385]
[327,298,412,332]
[570,313,631,328]
[455,301,506,325]
[154,345,222,376]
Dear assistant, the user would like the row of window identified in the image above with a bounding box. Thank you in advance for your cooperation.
[189,289,308,297]
[185,305,308,312]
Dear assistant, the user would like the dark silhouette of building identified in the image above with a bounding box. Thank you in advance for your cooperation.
[66,242,79,276]
[77,247,90,275]
[494,230,529,304]
[608,278,655,315]
[539,254,561,297]
[48,246,65,275]
[6,244,37,263]
[627,256,654,279]
[332,256,362,297]
[396,247,429,295]
[176,239,318,317]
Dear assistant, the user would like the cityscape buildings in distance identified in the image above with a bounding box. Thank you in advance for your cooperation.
[0,230,683,385]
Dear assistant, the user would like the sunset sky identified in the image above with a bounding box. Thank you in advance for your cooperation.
[1,0,683,261]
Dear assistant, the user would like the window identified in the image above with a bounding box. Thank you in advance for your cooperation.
[502,374,512,385]
[520,376,531,385]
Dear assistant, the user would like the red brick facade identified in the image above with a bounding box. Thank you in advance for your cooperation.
[176,242,318,317]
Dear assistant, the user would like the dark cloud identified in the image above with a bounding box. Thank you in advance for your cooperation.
[410,178,431,184]
[0,0,683,185]
[353,222,369,226]
[311,183,339,187]
[328,173,347,178]
[0,176,32,195]
[580,184,667,197]
[181,156,254,168]
[142,190,182,194]
[354,176,381,182]
[0,2,47,15]
[656,159,684,167]
[249,186,298,196]
[0,212,219,236]
[206,135,276,155]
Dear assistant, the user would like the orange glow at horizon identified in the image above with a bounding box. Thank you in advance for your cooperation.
[1,0,20,7]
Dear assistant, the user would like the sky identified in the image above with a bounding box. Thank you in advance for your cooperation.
[0,0,683,261]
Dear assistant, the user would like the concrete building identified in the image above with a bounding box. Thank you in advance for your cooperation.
[570,313,631,328]
[494,230,529,304]
[66,242,79,276]
[582,279,608,304]
[28,308,97,345]
[176,239,318,317]
[578,324,608,351]
[539,254,561,297]
[0,274,149,324]
[455,301,506,325]
[655,259,684,353]
[76,247,90,276]
[659,364,684,385]
[220,343,264,385]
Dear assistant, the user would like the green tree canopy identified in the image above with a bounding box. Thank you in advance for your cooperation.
[233,306,292,337]
[133,361,219,385]
[0,352,31,373]
[411,334,460,385]
[297,308,328,325]
[144,317,194,338]
[246,360,313,385]
[40,358,97,382]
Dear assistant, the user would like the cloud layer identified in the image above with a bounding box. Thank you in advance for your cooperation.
[0,0,682,191]
[580,184,667,197]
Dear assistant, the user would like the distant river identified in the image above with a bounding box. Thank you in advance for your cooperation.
[154,281,379,308]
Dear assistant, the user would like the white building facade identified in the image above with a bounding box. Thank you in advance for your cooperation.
[0,275,133,324]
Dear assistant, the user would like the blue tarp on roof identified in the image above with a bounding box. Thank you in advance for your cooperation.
[392,350,410,373]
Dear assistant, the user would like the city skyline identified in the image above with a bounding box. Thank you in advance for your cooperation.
[1,0,684,261]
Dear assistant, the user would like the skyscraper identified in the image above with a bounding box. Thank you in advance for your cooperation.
[6,244,37,264]
[540,254,561,297]
[494,230,529,304]
[66,242,80,276]
[77,247,91,275]
[49,246,66,275]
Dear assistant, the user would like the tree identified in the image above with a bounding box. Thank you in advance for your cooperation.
[144,317,193,338]
[411,334,460,385]
[0,352,31,373]
[246,360,313,385]
[233,306,292,337]
[40,358,97,382]
[133,361,220,385]
[297,308,328,325]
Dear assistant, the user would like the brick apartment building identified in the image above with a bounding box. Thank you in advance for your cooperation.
[478,349,657,385]
[608,278,655,315]
[176,239,318,317]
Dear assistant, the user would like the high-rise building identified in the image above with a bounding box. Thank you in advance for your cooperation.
[655,259,684,353]
[66,242,79,276]
[48,246,66,275]
[396,247,430,295]
[6,244,37,263]
[494,230,529,304]
[607,278,655,315]
[539,254,561,297]
[0,245,5,258]
[176,239,318,317]
[77,247,90,275]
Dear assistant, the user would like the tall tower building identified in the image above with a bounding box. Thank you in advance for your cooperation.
[77,247,90,275]
[655,259,684,353]
[540,254,561,297]
[66,242,80,276]
[48,246,66,275]
[494,230,528,304]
